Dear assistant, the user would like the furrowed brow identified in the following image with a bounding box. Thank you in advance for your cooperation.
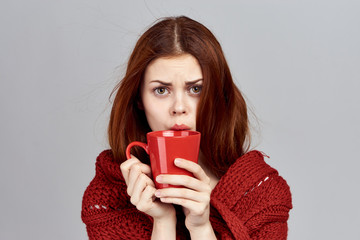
[149,80,172,86]
[185,79,203,85]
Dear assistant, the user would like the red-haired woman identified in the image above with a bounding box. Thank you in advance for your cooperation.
[81,16,292,239]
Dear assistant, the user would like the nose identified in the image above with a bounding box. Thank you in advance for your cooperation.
[170,93,187,116]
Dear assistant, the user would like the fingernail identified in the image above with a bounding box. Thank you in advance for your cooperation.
[156,176,162,183]
[174,158,181,165]
[155,190,161,197]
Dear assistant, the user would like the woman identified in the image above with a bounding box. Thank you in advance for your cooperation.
[81,16,292,239]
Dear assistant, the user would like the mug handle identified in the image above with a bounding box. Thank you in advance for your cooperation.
[126,141,149,159]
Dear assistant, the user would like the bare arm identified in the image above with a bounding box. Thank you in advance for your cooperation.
[188,221,217,240]
[151,215,177,240]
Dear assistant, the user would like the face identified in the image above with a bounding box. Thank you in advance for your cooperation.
[141,54,203,132]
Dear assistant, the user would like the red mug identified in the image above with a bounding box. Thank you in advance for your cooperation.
[126,130,201,189]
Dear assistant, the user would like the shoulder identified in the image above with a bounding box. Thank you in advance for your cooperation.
[94,149,125,183]
[211,150,292,209]
[214,150,278,194]
[81,150,129,225]
[210,151,292,237]
[227,150,276,179]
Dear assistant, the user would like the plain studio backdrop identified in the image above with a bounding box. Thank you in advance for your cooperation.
[0,0,359,239]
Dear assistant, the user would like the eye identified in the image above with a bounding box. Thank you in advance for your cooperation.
[189,85,202,94]
[154,87,169,95]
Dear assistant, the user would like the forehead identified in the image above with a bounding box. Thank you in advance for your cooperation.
[144,54,203,81]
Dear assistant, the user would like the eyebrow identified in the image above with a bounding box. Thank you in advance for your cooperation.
[149,79,203,86]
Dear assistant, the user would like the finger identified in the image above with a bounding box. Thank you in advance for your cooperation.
[121,156,152,184]
[157,175,211,193]
[160,197,207,216]
[140,185,157,204]
[131,174,155,205]
[128,155,152,177]
[174,158,210,184]
[139,162,152,178]
[120,156,141,185]
[127,164,142,196]
[137,185,157,212]
[155,188,209,203]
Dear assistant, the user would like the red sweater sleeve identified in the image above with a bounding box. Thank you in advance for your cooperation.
[81,150,153,240]
[210,151,292,240]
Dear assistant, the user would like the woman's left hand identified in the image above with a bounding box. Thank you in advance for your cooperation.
[154,158,213,232]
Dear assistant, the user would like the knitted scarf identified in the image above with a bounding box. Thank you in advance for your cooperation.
[82,150,292,239]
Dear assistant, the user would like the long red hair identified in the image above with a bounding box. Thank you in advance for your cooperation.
[108,16,250,178]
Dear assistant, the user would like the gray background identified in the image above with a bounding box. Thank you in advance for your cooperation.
[1,0,359,239]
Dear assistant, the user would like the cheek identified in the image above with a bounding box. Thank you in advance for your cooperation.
[190,97,200,113]
[143,99,168,124]
[193,98,201,123]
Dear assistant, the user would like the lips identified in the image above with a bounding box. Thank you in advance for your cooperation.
[170,124,191,131]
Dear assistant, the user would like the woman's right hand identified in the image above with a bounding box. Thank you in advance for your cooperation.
[120,155,176,221]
